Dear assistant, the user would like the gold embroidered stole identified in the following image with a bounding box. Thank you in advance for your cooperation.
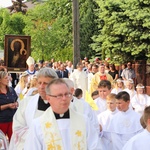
[40,107,87,150]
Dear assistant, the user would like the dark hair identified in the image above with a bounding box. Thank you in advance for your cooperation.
[143,106,150,126]
[98,80,111,90]
[92,64,99,69]
[91,90,99,97]
[39,60,44,64]
[0,66,6,71]
[74,88,83,97]
[109,64,116,70]
[115,91,130,102]
[140,115,146,129]
[76,62,82,68]
[46,63,53,68]
[34,64,39,68]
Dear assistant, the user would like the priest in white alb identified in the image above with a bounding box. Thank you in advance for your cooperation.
[24,79,102,150]
[63,78,100,134]
[69,62,87,99]
[9,68,58,150]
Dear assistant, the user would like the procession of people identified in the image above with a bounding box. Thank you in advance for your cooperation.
[0,56,150,150]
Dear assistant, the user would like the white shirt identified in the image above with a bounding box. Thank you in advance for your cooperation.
[94,97,107,115]
[123,88,136,100]
[71,97,100,134]
[98,109,118,150]
[69,69,87,99]
[106,107,143,150]
[66,66,73,74]
[131,94,150,115]
[88,72,94,92]
[122,129,150,150]
[98,109,118,130]
[111,88,123,94]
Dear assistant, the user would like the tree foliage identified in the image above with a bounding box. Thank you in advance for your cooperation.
[23,0,73,61]
[1,0,150,63]
[91,0,150,63]
[0,0,99,62]
[79,0,99,59]
[0,9,25,49]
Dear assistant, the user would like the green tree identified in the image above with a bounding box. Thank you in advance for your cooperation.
[0,9,25,49]
[79,0,99,59]
[23,0,73,61]
[0,0,100,62]
[91,0,150,63]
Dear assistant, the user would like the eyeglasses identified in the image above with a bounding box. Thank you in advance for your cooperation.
[47,93,72,99]
[127,64,131,66]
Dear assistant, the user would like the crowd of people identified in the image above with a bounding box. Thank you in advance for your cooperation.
[0,56,149,149]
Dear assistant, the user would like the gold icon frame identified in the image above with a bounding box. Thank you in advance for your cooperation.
[4,35,31,72]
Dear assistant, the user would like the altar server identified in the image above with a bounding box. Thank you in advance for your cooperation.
[122,106,150,150]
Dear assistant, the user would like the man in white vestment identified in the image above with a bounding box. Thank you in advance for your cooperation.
[106,91,143,150]
[122,106,150,150]
[88,64,99,93]
[25,56,37,82]
[97,93,118,150]
[63,78,100,134]
[94,80,112,115]
[24,79,102,150]
[9,67,58,150]
[69,62,87,99]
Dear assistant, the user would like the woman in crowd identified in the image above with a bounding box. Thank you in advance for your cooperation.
[0,67,18,141]
[131,83,150,115]
[108,64,119,81]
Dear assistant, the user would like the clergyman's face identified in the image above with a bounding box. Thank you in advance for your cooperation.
[99,66,105,74]
[47,83,71,114]
[29,64,34,71]
[37,77,53,100]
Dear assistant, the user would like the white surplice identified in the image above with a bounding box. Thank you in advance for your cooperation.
[97,109,118,150]
[106,107,143,150]
[24,87,38,98]
[122,129,150,150]
[88,72,94,93]
[69,69,88,99]
[131,94,150,115]
[9,94,45,150]
[71,96,100,134]
[98,109,119,130]
[94,97,107,115]
[24,107,102,150]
